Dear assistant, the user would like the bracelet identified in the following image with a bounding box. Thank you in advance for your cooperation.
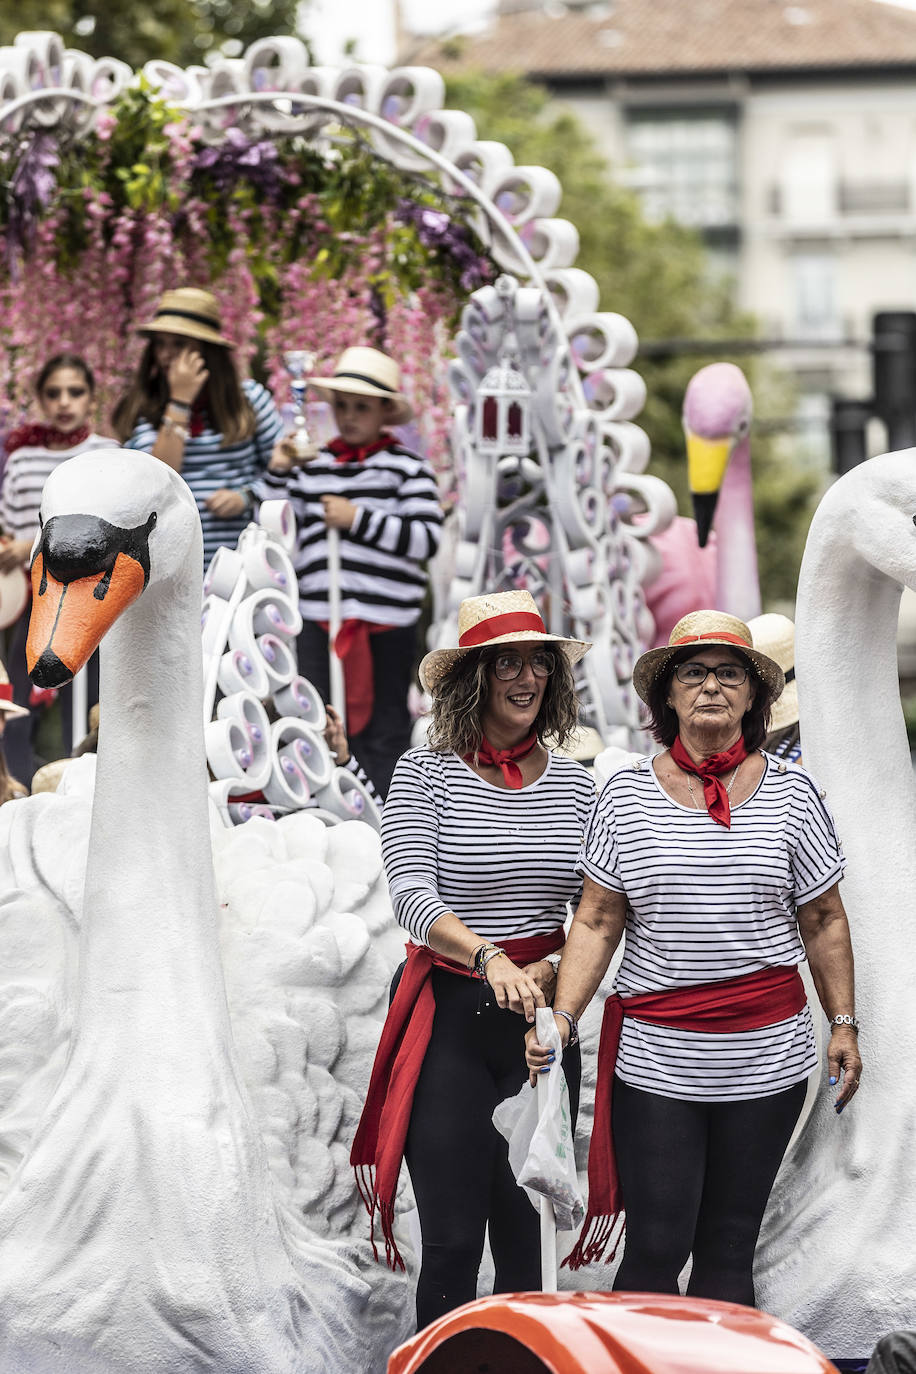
[831,1014,859,1033]
[473,943,504,981]
[167,397,191,414]
[467,942,489,972]
[553,1008,579,1047]
[239,486,254,515]
[161,414,188,441]
[545,952,562,973]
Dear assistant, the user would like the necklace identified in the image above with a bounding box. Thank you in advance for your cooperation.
[685,762,740,811]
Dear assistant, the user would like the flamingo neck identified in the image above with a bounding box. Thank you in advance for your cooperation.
[715,435,762,622]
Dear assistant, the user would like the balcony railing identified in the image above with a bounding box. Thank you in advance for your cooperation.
[768,181,911,217]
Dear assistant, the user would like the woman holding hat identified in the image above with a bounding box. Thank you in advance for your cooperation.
[350,589,595,1328]
[113,288,284,566]
[263,346,443,798]
[526,609,860,1306]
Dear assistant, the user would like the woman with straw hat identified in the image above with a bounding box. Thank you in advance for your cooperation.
[527,609,860,1306]
[350,589,595,1329]
[113,287,284,566]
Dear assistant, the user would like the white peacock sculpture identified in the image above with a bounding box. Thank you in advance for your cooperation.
[756,449,916,1353]
[0,449,411,1372]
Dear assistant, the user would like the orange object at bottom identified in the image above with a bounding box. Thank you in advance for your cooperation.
[387,1292,837,1374]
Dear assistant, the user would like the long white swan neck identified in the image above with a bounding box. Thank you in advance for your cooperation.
[715,433,762,622]
[797,500,916,822]
[79,567,230,1040]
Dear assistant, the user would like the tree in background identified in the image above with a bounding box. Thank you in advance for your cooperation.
[444,71,818,606]
[0,0,303,70]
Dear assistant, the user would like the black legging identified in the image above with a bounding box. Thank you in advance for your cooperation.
[612,1074,807,1305]
[402,967,581,1331]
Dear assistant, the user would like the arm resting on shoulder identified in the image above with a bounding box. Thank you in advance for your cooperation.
[797,881,862,1110]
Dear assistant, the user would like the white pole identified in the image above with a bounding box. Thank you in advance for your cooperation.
[326,527,346,729]
[537,1071,558,1293]
[71,664,88,752]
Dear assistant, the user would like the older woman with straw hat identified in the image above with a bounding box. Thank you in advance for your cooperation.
[526,609,860,1306]
[351,589,595,1329]
[113,287,285,566]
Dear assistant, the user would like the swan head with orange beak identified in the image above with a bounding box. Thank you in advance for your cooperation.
[25,448,201,688]
[682,362,753,548]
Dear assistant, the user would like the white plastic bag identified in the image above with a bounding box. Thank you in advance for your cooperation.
[492,1007,584,1232]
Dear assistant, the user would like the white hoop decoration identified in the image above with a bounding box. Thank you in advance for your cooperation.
[544,268,601,321]
[582,368,648,422]
[334,64,389,111]
[88,55,133,103]
[15,30,64,83]
[228,801,276,824]
[204,716,256,781]
[255,634,297,692]
[518,218,580,273]
[605,420,652,475]
[314,769,382,833]
[567,313,639,372]
[247,587,302,640]
[217,647,271,700]
[257,499,297,554]
[452,140,515,195]
[203,546,245,600]
[271,720,334,793]
[239,534,296,595]
[273,677,326,732]
[243,36,309,94]
[0,568,29,630]
[215,692,272,789]
[379,67,445,127]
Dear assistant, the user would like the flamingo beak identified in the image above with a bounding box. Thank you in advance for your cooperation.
[26,513,156,688]
[686,432,732,548]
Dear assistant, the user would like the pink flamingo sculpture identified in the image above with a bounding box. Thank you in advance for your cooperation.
[645,362,762,644]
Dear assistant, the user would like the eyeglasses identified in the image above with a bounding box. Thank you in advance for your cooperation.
[490,649,557,681]
[674,661,750,687]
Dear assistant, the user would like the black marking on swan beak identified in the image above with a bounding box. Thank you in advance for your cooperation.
[34,511,158,592]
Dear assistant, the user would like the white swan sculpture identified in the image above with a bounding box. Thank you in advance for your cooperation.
[0,450,410,1372]
[756,449,916,1353]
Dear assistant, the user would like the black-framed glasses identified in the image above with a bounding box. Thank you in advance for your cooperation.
[490,649,557,681]
[674,661,749,687]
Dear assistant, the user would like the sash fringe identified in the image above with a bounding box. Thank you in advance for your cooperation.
[354,1163,406,1273]
[563,1210,625,1271]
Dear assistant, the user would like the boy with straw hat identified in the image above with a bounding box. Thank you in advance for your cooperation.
[264,346,443,798]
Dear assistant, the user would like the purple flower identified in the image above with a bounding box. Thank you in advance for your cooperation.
[395,197,493,291]
[190,127,284,200]
[6,132,59,271]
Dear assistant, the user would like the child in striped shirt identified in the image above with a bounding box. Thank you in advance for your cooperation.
[263,347,444,798]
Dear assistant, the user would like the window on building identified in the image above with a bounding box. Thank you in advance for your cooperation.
[792,253,839,337]
[624,109,739,228]
[781,128,836,224]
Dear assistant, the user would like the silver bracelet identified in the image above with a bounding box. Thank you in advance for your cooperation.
[553,1008,579,1047]
[831,1013,859,1032]
[161,414,188,441]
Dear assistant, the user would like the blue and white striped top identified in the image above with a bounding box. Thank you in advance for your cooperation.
[125,379,283,567]
[580,751,845,1101]
[260,442,443,626]
[382,748,596,945]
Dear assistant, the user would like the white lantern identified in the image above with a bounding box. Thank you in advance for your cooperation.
[474,276,532,456]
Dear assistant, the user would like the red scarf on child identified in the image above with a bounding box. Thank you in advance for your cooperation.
[327,433,394,465]
[670,734,748,828]
[5,423,90,454]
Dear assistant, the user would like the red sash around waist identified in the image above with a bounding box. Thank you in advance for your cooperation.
[564,963,807,1271]
[350,927,565,1270]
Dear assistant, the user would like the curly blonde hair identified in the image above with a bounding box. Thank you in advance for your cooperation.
[426,647,581,756]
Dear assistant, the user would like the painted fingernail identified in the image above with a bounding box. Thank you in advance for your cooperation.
[829,1076,837,1085]
[539,1065,551,1073]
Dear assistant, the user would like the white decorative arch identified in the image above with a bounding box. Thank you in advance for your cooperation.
[0,30,675,742]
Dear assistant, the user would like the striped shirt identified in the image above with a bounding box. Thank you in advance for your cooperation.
[580,752,845,1101]
[125,379,283,567]
[382,748,596,945]
[260,443,443,626]
[0,434,114,542]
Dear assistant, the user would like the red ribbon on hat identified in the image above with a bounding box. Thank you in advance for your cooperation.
[459,610,546,648]
[671,631,751,649]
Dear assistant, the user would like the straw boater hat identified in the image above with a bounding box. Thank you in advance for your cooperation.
[632,610,784,704]
[0,658,27,719]
[749,612,798,731]
[138,287,233,348]
[419,589,591,694]
[309,347,414,426]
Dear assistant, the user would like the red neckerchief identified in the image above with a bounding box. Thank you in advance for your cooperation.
[5,423,90,454]
[327,433,394,465]
[670,734,748,828]
[565,965,808,1271]
[466,732,538,789]
[189,398,208,438]
[351,929,565,1270]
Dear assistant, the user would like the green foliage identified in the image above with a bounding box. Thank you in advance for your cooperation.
[445,71,819,606]
[0,0,303,69]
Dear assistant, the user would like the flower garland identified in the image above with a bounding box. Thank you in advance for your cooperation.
[0,83,496,474]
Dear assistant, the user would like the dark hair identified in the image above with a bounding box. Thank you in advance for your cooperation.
[643,647,776,751]
[36,353,95,396]
[111,336,255,445]
[426,645,581,755]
